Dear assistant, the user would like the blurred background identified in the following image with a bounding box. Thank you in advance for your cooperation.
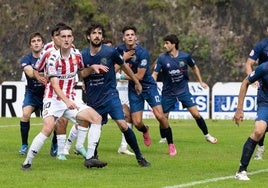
[1,0,268,86]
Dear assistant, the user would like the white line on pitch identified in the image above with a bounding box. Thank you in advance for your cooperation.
[163,169,268,188]
[0,123,42,128]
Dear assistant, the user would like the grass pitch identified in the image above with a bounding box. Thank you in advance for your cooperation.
[0,117,268,188]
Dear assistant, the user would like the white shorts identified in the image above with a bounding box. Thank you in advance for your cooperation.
[116,81,129,106]
[42,98,90,123]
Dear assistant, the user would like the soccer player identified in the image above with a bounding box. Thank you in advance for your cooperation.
[105,39,134,155]
[63,40,135,156]
[34,23,82,159]
[233,61,268,180]
[80,22,150,167]
[244,29,268,160]
[22,24,107,170]
[152,34,217,144]
[116,26,177,156]
[19,32,45,155]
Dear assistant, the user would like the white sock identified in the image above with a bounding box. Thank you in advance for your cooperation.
[64,124,78,151]
[76,125,88,150]
[57,134,66,155]
[23,132,48,165]
[86,123,101,159]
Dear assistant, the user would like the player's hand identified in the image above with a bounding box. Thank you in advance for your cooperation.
[91,64,109,74]
[66,100,78,110]
[135,82,142,95]
[123,50,135,61]
[200,82,208,89]
[233,109,244,126]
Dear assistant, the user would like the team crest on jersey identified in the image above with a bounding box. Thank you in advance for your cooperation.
[250,71,255,77]
[179,61,185,67]
[167,63,170,68]
[249,50,255,56]
[131,55,137,62]
[141,59,147,66]
[101,58,107,65]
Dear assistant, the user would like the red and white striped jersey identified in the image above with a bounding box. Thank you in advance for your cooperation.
[34,41,56,72]
[44,48,84,101]
[34,41,75,72]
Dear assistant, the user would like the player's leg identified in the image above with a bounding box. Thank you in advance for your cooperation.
[55,117,68,160]
[118,104,134,155]
[75,106,107,168]
[19,105,35,155]
[235,120,266,180]
[22,115,56,170]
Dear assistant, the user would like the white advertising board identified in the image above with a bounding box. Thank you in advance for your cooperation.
[0,81,210,119]
[212,82,257,120]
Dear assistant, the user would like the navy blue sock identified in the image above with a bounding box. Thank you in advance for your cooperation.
[137,125,147,133]
[159,125,165,138]
[52,130,57,145]
[20,121,30,145]
[195,117,208,135]
[123,128,142,159]
[239,137,258,172]
[258,134,265,146]
[160,127,173,144]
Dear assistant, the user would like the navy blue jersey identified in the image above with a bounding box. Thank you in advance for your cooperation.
[20,53,45,97]
[248,62,268,106]
[81,44,124,108]
[116,44,157,92]
[248,38,268,65]
[154,51,195,96]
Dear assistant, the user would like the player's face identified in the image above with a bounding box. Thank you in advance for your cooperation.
[87,28,103,47]
[164,41,174,53]
[59,29,74,49]
[123,29,137,47]
[52,31,61,49]
[30,36,43,53]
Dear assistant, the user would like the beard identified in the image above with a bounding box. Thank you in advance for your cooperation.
[91,40,102,48]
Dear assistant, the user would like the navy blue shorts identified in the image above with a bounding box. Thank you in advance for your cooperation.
[162,92,196,113]
[93,95,125,125]
[22,89,43,110]
[256,106,268,123]
[129,85,161,113]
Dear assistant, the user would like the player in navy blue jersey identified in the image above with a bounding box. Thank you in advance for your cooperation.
[19,32,45,155]
[116,26,177,156]
[80,23,150,167]
[244,30,268,160]
[152,34,217,145]
[234,62,268,180]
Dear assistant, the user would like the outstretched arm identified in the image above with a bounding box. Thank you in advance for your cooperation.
[233,77,250,126]
[191,65,208,89]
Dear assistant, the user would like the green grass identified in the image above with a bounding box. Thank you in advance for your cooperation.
[0,118,268,188]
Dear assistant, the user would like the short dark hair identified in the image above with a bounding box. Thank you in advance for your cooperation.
[51,22,67,37]
[28,32,44,45]
[163,34,179,50]
[122,25,137,34]
[86,23,105,36]
[58,24,73,34]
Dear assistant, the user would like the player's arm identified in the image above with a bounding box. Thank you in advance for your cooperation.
[191,65,208,89]
[244,58,256,75]
[33,69,46,85]
[80,64,109,78]
[152,71,158,81]
[233,77,251,126]
[23,65,34,78]
[121,63,142,94]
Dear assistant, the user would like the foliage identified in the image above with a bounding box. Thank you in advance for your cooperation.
[1,0,268,86]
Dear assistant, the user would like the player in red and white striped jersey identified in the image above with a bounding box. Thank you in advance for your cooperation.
[22,25,107,170]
